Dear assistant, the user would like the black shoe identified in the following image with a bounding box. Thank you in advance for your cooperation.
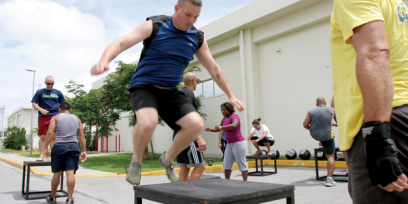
[66,198,74,204]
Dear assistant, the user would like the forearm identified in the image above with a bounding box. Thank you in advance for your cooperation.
[79,134,86,152]
[221,124,238,130]
[44,132,52,148]
[98,40,122,64]
[258,135,267,140]
[218,132,222,143]
[32,103,45,112]
[197,134,203,141]
[207,128,220,132]
[356,52,393,122]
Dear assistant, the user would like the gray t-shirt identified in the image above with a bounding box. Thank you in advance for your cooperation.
[309,106,333,142]
[55,113,79,143]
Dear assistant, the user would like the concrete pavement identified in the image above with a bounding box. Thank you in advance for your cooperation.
[0,157,353,204]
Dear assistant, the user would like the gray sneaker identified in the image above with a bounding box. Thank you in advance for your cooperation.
[46,195,56,204]
[326,177,336,187]
[126,160,142,185]
[253,150,263,156]
[159,153,179,183]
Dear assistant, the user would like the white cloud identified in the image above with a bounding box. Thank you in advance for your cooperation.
[0,0,111,122]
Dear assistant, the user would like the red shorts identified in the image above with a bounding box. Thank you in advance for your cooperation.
[38,115,55,135]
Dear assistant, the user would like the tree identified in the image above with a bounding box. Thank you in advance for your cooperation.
[65,81,120,151]
[66,61,206,159]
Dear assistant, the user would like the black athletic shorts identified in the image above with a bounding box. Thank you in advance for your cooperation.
[173,130,205,168]
[51,142,80,174]
[250,136,275,146]
[129,85,197,130]
[320,137,335,155]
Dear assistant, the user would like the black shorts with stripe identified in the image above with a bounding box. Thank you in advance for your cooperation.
[173,130,205,168]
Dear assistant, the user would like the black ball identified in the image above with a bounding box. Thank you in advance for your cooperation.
[269,149,280,159]
[299,149,311,160]
[261,150,268,155]
[285,149,297,160]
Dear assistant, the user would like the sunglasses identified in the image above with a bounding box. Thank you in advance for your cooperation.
[46,83,54,85]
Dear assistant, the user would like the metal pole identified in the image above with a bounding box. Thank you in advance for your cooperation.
[0,106,4,140]
[27,69,36,157]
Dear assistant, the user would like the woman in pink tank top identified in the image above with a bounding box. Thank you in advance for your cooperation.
[205,102,248,181]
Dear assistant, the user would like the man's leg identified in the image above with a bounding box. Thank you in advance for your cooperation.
[179,167,190,182]
[66,170,75,200]
[50,171,62,197]
[39,135,45,157]
[190,165,206,181]
[133,108,158,162]
[326,154,335,177]
[165,112,203,164]
[126,108,158,185]
[225,170,232,179]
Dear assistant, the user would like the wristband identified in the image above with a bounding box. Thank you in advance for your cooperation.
[362,121,403,187]
[219,125,223,130]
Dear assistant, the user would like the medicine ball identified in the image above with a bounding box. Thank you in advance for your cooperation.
[336,151,345,161]
[285,149,297,160]
[316,151,326,160]
[261,150,268,155]
[299,149,311,160]
[270,149,280,159]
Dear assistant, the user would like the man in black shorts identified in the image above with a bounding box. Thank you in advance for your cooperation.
[174,72,206,181]
[303,97,337,187]
[90,0,244,185]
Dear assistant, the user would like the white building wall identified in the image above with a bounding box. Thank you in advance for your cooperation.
[96,0,404,156]
[7,105,39,148]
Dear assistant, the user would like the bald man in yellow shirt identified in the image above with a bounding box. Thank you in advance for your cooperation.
[330,0,408,203]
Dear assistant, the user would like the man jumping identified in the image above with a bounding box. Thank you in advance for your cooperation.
[90,0,244,185]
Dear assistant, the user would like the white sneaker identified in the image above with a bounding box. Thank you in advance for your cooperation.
[326,177,336,187]
[36,157,44,161]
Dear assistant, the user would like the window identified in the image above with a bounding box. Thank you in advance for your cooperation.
[194,79,224,99]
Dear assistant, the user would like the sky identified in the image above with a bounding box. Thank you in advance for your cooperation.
[0,0,256,128]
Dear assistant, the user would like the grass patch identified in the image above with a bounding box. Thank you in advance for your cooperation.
[78,153,238,174]
[1,148,22,153]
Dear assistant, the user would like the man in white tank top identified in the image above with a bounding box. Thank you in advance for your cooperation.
[43,102,87,204]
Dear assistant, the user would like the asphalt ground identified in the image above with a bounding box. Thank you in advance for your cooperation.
[0,159,352,204]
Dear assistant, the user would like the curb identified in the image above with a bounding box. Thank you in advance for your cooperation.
[0,156,347,177]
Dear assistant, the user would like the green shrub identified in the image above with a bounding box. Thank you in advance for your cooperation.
[4,127,27,150]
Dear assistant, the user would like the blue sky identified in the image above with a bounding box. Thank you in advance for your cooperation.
[0,0,256,127]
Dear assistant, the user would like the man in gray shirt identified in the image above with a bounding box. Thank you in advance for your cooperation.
[303,97,337,187]
[43,102,87,204]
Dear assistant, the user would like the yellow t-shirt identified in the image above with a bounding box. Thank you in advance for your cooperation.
[330,0,408,151]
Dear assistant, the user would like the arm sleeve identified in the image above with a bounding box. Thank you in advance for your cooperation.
[250,127,255,134]
[31,90,40,103]
[333,0,383,44]
[262,125,270,133]
[59,91,66,103]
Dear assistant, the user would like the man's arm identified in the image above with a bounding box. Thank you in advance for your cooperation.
[44,115,58,160]
[303,111,311,130]
[352,20,393,122]
[195,38,245,111]
[332,108,337,126]
[77,118,87,162]
[32,103,49,116]
[91,20,153,75]
[352,20,407,192]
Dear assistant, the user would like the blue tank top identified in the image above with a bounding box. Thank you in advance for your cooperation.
[129,15,204,90]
